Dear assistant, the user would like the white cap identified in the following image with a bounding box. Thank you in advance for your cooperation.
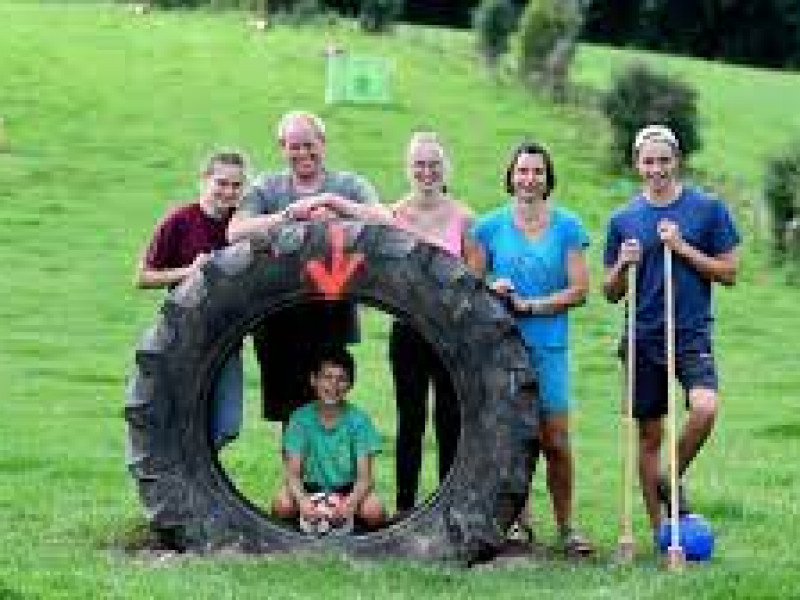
[633,125,680,153]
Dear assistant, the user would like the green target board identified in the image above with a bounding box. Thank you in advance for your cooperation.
[325,54,391,104]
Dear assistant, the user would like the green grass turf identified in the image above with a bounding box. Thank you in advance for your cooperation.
[1,3,799,598]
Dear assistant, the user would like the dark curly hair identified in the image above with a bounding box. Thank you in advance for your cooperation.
[312,345,356,384]
[504,141,556,198]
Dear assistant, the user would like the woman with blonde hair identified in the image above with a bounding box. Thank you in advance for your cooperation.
[389,132,476,512]
[305,132,476,511]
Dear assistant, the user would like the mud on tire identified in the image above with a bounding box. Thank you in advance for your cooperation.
[125,220,538,564]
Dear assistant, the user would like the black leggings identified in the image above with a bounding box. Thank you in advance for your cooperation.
[390,321,460,511]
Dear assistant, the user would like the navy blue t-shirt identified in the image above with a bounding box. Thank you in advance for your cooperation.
[603,186,740,357]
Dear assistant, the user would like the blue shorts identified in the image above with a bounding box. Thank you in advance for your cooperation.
[619,338,718,421]
[525,345,570,417]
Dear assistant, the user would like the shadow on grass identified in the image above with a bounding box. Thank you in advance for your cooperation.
[701,498,769,524]
[756,422,800,440]
[0,456,47,474]
[105,516,177,557]
[0,581,28,600]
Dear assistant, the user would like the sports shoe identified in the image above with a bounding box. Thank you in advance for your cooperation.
[657,475,691,517]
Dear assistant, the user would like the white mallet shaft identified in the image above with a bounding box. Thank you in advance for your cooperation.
[619,265,636,554]
[665,246,684,568]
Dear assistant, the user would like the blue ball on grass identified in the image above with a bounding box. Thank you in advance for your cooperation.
[656,514,715,562]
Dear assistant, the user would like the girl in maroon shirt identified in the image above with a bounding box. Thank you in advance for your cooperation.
[135,152,247,450]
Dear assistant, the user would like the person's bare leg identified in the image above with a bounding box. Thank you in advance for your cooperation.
[272,483,299,519]
[678,388,717,477]
[357,492,385,529]
[638,418,664,532]
[512,437,540,538]
[540,414,573,533]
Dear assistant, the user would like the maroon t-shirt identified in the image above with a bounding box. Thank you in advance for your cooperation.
[144,202,231,270]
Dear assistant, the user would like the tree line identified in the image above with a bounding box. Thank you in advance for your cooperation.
[582,0,800,69]
[146,0,800,69]
[395,0,800,69]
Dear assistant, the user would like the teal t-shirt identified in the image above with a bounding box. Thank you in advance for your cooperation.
[472,204,590,350]
[283,403,382,491]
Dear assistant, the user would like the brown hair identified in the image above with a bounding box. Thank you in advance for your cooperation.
[205,150,247,174]
[504,141,555,198]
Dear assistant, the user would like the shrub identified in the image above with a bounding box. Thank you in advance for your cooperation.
[602,61,700,168]
[147,0,204,8]
[583,0,800,70]
[764,140,800,264]
[148,0,257,9]
[359,0,403,33]
[473,0,518,67]
[269,0,324,22]
[517,0,582,97]
[147,0,322,15]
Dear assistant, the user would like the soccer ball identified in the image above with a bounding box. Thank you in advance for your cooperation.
[298,493,353,536]
[656,513,715,561]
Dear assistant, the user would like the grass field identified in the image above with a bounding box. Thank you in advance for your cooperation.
[1,3,799,598]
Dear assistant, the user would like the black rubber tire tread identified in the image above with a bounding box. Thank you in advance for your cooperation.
[125,220,538,564]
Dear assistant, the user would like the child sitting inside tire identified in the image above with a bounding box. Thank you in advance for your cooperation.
[272,346,385,534]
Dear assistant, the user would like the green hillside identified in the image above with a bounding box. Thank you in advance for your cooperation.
[1,3,798,598]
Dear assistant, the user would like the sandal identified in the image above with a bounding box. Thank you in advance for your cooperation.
[507,521,535,544]
[559,528,595,558]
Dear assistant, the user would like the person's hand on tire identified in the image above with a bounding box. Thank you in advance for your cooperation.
[509,295,545,316]
[306,205,337,221]
[190,252,211,271]
[490,278,515,296]
[490,278,520,311]
[284,198,319,221]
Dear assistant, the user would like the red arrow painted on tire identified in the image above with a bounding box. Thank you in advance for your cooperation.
[305,222,365,300]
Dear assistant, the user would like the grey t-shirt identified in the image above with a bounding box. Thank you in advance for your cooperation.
[239,169,379,216]
[243,168,377,416]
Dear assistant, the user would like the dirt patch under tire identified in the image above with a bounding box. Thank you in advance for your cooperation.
[125,220,538,565]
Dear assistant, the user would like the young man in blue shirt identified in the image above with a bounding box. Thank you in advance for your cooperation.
[603,125,740,537]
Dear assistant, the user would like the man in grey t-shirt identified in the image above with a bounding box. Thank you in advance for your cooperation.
[228,111,379,421]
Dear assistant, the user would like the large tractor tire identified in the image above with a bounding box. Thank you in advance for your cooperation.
[125,220,538,564]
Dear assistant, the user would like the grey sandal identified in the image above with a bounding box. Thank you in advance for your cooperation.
[559,528,594,557]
